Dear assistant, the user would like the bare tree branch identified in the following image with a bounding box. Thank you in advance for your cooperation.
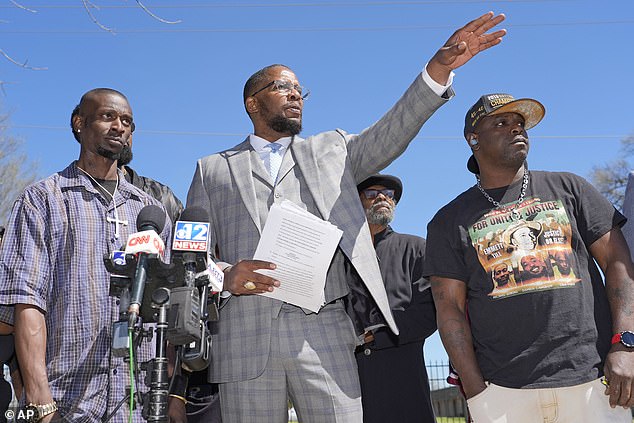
[620,135,634,157]
[590,135,634,210]
[0,110,40,225]
[82,0,116,34]
[0,81,16,96]
[2,1,182,70]
[0,48,47,70]
[9,0,37,13]
[134,0,181,24]
[590,160,630,210]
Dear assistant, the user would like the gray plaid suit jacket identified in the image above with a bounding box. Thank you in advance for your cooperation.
[186,74,450,383]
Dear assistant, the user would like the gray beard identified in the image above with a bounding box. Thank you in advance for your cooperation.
[365,202,394,226]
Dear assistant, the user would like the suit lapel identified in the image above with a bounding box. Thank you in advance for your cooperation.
[227,138,263,233]
[290,135,329,220]
[276,141,296,185]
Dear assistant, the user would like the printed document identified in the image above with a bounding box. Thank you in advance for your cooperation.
[253,200,343,312]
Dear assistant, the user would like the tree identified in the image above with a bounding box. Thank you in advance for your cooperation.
[590,135,634,211]
[2,1,180,72]
[0,113,39,226]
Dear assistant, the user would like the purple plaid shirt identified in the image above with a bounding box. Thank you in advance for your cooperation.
[0,162,171,422]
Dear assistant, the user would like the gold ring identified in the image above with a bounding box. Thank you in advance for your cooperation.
[243,281,256,291]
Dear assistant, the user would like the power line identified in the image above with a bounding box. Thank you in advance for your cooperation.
[9,125,627,140]
[0,20,632,34]
[0,1,570,9]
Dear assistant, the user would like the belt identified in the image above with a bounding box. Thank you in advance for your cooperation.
[355,343,373,356]
[187,383,219,400]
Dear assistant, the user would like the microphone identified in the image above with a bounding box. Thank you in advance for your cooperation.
[167,207,210,346]
[197,254,224,294]
[172,207,223,293]
[126,205,166,327]
[172,207,210,287]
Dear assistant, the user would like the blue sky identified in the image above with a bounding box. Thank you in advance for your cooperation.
[1,1,633,362]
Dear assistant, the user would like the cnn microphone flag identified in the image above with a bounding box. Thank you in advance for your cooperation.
[125,230,165,256]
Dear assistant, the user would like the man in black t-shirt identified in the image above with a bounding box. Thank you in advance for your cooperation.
[424,93,634,422]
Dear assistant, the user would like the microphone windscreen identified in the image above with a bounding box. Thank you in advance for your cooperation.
[136,205,166,234]
[178,207,209,223]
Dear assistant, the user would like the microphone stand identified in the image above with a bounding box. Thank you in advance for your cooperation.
[141,288,171,422]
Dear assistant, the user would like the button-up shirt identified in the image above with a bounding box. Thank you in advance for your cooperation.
[0,162,171,422]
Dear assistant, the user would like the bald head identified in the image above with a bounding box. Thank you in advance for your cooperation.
[243,64,292,113]
[71,88,132,142]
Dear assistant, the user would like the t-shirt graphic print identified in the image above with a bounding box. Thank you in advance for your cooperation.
[468,197,580,299]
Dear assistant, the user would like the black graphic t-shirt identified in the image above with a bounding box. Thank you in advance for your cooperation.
[424,171,625,388]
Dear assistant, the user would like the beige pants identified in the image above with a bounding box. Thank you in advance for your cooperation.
[467,378,632,423]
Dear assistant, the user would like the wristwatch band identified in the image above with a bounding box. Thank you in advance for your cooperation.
[611,331,634,347]
[26,401,57,422]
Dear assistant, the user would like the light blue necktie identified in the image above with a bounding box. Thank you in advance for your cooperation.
[268,142,283,182]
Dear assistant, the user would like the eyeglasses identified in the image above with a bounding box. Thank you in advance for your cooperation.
[363,189,395,200]
[250,79,310,100]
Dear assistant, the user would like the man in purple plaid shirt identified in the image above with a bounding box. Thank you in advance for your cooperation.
[0,88,175,422]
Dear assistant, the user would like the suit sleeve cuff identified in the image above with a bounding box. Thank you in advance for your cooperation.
[422,64,455,98]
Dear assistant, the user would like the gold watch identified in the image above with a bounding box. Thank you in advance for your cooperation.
[26,401,57,422]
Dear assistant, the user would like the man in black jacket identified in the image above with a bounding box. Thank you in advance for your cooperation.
[119,139,221,423]
[117,143,183,223]
[355,174,437,422]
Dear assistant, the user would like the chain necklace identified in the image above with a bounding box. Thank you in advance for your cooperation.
[476,167,529,221]
[76,164,128,239]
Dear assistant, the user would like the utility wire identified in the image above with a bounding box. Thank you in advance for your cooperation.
[0,21,631,34]
[0,0,571,9]
[8,125,627,140]
[0,20,631,34]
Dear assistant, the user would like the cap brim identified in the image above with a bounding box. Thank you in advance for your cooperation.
[467,155,480,174]
[487,98,545,130]
[357,174,403,203]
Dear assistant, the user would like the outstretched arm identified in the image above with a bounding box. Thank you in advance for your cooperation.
[589,227,634,408]
[427,11,506,85]
[431,276,486,399]
[346,12,507,182]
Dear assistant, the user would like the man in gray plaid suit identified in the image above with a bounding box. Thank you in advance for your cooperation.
[186,12,507,423]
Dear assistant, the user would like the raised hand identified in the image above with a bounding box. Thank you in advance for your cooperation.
[427,12,506,84]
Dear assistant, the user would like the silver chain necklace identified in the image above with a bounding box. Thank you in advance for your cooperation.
[476,168,529,221]
[76,164,128,239]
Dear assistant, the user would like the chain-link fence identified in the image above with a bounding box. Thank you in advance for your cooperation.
[426,361,468,419]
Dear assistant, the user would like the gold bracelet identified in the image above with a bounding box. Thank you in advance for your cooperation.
[168,394,188,405]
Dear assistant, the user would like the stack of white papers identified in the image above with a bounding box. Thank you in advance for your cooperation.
[253,200,343,312]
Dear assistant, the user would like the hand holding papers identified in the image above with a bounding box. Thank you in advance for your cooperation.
[253,200,343,312]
